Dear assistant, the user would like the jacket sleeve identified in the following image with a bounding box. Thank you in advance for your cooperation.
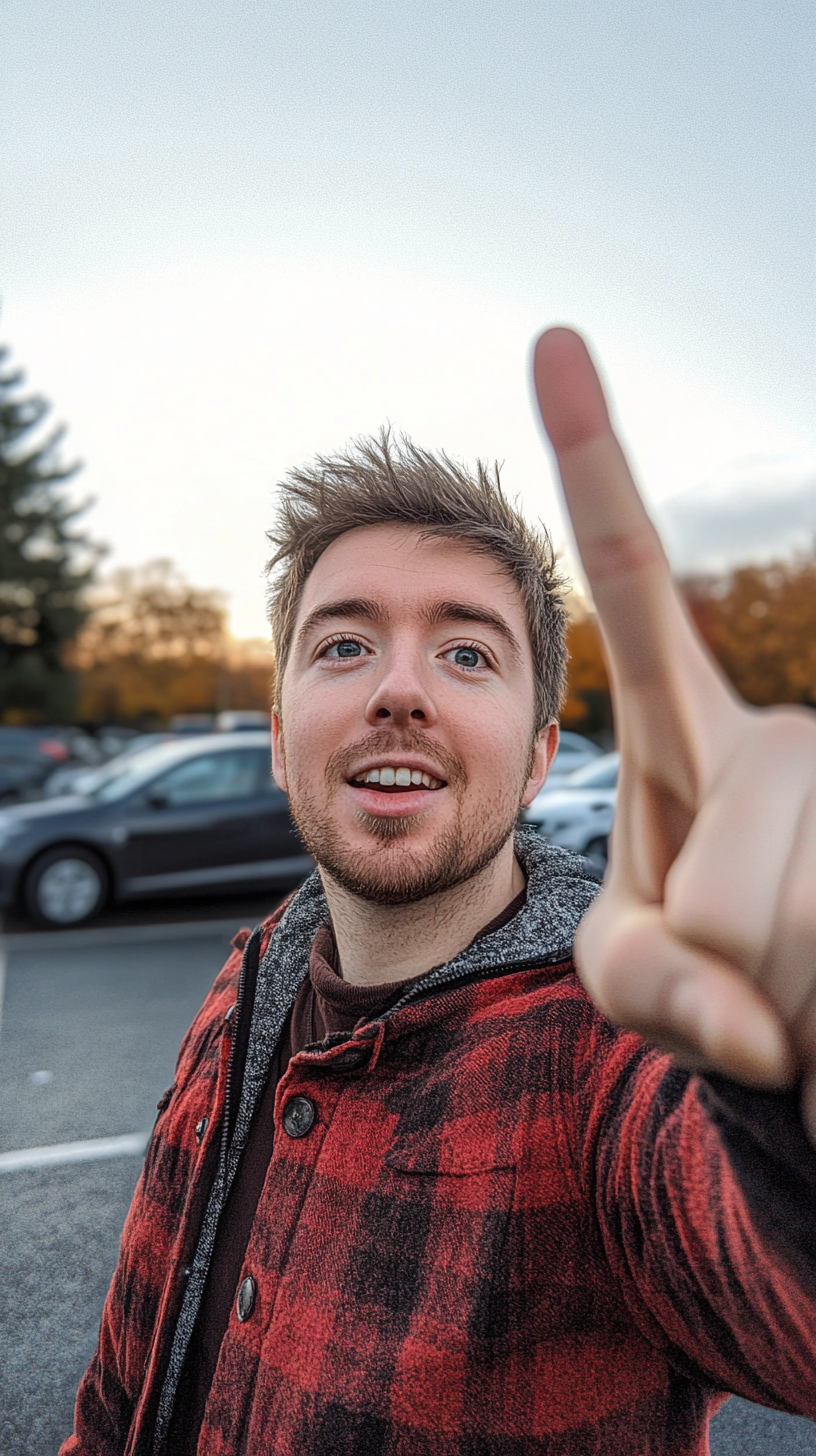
[577,1005,816,1418]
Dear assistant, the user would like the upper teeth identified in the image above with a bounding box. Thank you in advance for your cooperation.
[362,767,442,788]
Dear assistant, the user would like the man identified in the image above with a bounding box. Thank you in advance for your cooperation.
[63,330,816,1454]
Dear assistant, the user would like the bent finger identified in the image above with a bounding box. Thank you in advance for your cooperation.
[575,896,795,1088]
[665,717,816,990]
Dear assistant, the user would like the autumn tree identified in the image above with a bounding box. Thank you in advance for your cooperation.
[0,343,99,722]
[559,551,816,739]
[561,599,612,735]
[73,559,273,722]
[683,552,816,709]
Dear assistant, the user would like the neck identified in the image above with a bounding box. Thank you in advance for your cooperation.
[319,837,525,986]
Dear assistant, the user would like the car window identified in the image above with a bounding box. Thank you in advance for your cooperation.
[568,755,619,789]
[149,750,264,806]
[91,744,196,802]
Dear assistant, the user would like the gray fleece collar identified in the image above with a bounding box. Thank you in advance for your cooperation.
[261,823,599,1002]
[237,828,597,1191]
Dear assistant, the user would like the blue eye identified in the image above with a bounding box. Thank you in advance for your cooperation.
[326,639,363,658]
[452,647,481,668]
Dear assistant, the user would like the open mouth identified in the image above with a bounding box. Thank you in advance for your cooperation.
[348,766,447,794]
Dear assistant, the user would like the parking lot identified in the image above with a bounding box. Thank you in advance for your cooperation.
[2,895,815,1455]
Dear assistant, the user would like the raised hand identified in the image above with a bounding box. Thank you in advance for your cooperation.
[533,328,816,1140]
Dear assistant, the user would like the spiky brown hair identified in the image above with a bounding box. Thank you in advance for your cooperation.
[266,429,569,730]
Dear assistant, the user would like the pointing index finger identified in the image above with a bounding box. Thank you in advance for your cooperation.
[533,326,613,453]
[532,328,721,699]
[534,328,666,598]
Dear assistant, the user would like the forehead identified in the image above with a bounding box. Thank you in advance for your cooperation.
[296,524,527,625]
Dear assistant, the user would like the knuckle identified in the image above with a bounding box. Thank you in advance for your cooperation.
[664,871,719,946]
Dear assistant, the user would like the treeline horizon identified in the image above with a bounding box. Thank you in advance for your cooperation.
[3,333,814,734]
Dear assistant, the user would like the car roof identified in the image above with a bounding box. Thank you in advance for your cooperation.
[133,729,271,765]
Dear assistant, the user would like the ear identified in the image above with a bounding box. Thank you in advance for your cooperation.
[520,721,559,806]
[271,707,288,793]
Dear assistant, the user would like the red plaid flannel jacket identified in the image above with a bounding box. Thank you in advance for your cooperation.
[61,837,816,1455]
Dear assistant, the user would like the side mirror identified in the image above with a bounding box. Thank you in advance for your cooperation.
[146,787,169,810]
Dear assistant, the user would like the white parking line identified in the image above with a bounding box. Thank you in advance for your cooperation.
[0,1131,150,1173]
[2,915,258,951]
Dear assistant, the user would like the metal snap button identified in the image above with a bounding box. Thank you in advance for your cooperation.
[282,1095,316,1139]
[195,1116,209,1144]
[236,1274,256,1322]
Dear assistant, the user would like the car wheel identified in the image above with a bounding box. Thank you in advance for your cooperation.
[583,836,609,876]
[24,847,108,928]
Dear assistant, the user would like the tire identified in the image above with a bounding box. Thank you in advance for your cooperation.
[24,846,108,928]
[583,836,609,876]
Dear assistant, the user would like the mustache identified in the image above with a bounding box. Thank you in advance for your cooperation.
[324,728,467,791]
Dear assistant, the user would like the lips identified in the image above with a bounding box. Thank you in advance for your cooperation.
[329,734,461,804]
[349,764,445,793]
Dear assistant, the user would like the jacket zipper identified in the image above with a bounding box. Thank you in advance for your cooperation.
[387,947,576,1017]
[220,948,249,1169]
[153,926,262,1454]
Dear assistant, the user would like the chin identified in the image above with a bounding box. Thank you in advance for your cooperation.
[309,815,515,907]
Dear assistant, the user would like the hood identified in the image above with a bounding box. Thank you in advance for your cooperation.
[0,794,98,827]
[262,823,598,1004]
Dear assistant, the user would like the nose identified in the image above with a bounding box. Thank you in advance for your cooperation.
[364,644,437,728]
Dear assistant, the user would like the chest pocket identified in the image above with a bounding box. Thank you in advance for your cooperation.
[380,1128,516,1346]
[385,1126,514,1176]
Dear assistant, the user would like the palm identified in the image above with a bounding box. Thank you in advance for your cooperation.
[533,329,816,1138]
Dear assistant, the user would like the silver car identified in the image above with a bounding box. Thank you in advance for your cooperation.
[545,730,604,784]
[524,752,619,872]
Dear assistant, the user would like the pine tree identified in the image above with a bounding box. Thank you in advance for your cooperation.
[0,343,100,722]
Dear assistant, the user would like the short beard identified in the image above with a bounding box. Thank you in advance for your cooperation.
[284,727,527,907]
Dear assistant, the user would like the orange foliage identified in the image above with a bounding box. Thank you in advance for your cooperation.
[75,647,273,725]
[69,561,274,724]
[683,554,816,709]
[561,614,611,732]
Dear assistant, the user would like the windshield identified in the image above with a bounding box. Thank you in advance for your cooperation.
[90,743,193,803]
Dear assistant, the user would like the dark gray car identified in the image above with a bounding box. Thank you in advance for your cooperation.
[0,731,311,928]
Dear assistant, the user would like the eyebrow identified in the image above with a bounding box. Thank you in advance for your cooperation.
[297,598,384,642]
[423,600,523,662]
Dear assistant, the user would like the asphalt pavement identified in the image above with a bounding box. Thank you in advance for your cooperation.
[1,895,815,1455]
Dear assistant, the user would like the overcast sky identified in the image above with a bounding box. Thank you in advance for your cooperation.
[2,0,814,635]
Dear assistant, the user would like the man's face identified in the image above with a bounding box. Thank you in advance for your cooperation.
[272,525,557,904]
